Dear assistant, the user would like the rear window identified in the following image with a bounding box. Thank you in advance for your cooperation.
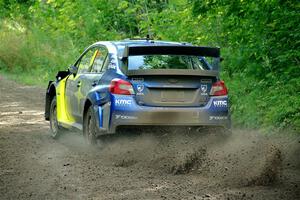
[128,55,212,70]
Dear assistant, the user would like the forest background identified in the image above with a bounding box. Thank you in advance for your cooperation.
[0,0,299,132]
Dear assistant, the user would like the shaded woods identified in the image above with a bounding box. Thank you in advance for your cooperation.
[0,0,299,131]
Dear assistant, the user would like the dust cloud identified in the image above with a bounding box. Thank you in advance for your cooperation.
[71,128,300,188]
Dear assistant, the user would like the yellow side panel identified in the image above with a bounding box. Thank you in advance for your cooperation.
[56,77,76,124]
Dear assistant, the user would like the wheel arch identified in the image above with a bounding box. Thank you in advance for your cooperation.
[45,81,57,120]
[83,98,92,120]
[82,90,111,131]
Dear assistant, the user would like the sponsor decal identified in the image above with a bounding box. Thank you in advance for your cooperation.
[200,84,208,95]
[131,78,144,83]
[108,63,116,69]
[201,79,212,83]
[136,84,145,96]
[108,58,117,69]
[213,100,227,107]
[115,115,137,120]
[209,116,228,120]
[201,85,207,92]
[137,84,144,92]
[115,99,132,105]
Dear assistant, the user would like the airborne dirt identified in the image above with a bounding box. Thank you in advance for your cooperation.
[0,76,299,200]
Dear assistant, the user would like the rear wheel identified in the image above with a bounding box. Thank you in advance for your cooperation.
[49,97,62,139]
[83,106,97,145]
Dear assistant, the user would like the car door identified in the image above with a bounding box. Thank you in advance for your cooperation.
[65,47,95,122]
[66,46,108,122]
[78,46,109,118]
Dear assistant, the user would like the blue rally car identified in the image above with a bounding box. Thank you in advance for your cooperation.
[45,39,231,144]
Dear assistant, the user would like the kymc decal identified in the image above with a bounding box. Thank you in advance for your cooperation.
[115,99,132,105]
[213,100,227,107]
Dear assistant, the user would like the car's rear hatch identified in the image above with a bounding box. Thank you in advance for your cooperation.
[127,69,218,107]
[122,45,221,107]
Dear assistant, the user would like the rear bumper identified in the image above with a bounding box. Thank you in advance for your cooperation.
[97,94,230,134]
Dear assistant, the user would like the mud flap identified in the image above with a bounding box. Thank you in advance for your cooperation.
[45,81,54,120]
[95,102,111,135]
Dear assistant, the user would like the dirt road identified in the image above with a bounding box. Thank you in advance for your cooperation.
[0,76,299,200]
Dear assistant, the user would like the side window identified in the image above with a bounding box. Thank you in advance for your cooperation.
[77,49,95,74]
[91,46,108,73]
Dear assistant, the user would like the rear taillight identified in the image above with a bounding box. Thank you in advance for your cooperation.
[109,78,135,95]
[210,80,228,96]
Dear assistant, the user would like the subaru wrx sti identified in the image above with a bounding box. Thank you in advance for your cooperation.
[45,40,231,144]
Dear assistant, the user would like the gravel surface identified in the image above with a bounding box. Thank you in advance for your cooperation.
[0,75,299,200]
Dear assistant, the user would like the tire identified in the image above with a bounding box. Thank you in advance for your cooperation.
[49,97,62,139]
[83,106,97,145]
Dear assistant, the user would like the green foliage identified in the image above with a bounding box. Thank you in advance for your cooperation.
[0,0,299,132]
[0,19,77,84]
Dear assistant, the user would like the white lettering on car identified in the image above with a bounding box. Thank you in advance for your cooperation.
[115,99,132,105]
[213,100,227,107]
[209,116,228,120]
[131,78,144,83]
[115,115,137,120]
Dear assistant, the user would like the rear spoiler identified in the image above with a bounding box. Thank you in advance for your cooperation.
[126,69,219,77]
[122,45,220,59]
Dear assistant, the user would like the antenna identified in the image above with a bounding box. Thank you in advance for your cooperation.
[144,1,153,41]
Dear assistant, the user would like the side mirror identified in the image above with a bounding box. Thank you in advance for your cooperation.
[120,56,128,62]
[69,65,77,75]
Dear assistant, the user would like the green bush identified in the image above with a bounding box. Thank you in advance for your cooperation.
[0,19,77,85]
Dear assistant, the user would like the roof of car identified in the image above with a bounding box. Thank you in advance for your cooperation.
[111,40,191,47]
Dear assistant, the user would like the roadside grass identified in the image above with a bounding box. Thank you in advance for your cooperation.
[0,20,77,86]
[0,67,48,87]
[223,72,300,133]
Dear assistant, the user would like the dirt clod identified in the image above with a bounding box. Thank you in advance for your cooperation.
[247,145,282,186]
[171,147,207,175]
[205,194,211,197]
[114,159,137,167]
